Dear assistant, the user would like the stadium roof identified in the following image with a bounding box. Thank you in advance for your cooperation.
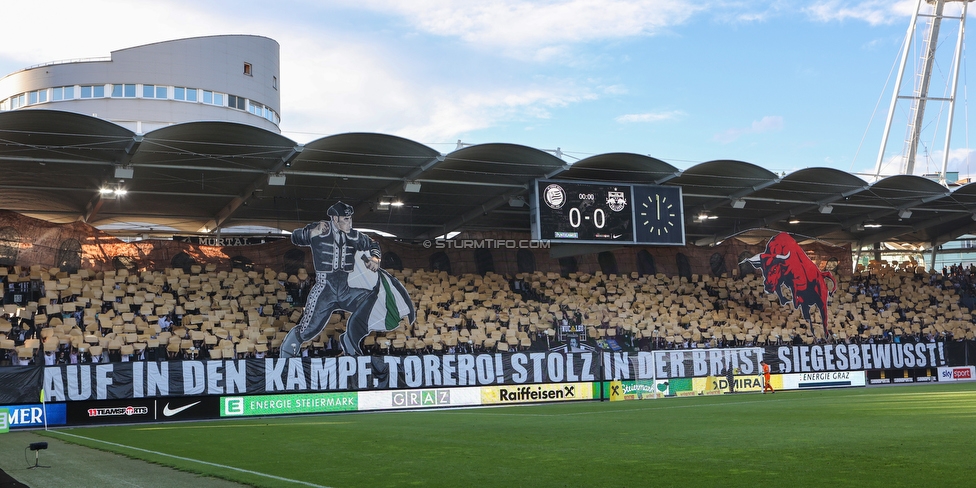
[3,109,976,249]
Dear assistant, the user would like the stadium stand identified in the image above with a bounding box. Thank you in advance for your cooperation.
[2,257,974,365]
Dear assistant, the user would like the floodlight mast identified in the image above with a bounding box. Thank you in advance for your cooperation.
[874,0,973,184]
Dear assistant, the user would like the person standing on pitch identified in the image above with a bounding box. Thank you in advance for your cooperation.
[761,360,775,394]
[280,201,381,358]
[726,364,736,394]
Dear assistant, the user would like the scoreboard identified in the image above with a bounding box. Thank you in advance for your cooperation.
[531,179,685,245]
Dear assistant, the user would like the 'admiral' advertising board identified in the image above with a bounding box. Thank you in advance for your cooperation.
[0,403,67,429]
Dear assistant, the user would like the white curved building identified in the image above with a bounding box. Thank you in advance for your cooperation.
[0,35,280,133]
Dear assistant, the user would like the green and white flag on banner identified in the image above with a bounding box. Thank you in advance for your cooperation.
[351,268,416,333]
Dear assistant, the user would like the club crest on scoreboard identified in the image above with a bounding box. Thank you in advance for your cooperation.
[543,184,566,209]
[606,190,627,212]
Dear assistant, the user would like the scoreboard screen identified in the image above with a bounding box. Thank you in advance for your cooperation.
[533,180,634,243]
[531,179,684,245]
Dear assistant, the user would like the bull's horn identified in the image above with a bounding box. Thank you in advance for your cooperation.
[775,251,790,260]
[740,253,762,268]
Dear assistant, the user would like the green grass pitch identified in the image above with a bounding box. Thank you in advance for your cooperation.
[34,382,976,487]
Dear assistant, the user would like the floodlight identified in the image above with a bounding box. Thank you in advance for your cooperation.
[404,181,422,193]
[268,174,286,186]
[114,166,134,179]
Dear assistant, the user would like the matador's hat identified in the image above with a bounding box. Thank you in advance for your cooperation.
[327,201,354,217]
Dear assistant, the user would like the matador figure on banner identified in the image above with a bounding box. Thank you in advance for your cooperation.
[280,201,415,358]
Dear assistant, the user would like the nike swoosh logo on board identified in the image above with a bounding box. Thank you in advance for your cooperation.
[162,401,201,417]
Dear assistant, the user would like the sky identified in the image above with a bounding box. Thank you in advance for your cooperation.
[1,0,975,179]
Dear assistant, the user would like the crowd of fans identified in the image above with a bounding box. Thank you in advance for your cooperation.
[2,259,975,366]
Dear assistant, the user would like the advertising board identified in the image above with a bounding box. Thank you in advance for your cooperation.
[938,366,975,382]
[0,403,67,429]
[779,371,866,389]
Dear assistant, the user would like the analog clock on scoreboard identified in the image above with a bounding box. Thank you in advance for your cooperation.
[633,184,685,245]
[532,179,684,245]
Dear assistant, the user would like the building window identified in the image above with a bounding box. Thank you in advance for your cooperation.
[243,63,252,76]
[202,90,224,106]
[81,85,105,98]
[52,86,74,101]
[28,90,47,104]
[10,93,25,109]
[272,76,277,90]
[143,85,167,99]
[174,87,197,102]
[112,84,136,98]
[227,94,246,110]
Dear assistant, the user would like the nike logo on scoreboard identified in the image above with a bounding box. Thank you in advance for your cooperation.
[162,401,201,417]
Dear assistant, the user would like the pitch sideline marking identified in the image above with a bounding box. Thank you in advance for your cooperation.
[440,396,795,417]
[51,430,330,488]
[134,420,352,431]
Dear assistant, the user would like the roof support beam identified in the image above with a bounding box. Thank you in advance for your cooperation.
[86,136,143,223]
[353,155,445,217]
[280,170,528,188]
[927,219,976,249]
[118,135,143,166]
[0,155,114,167]
[691,176,781,214]
[692,186,872,246]
[858,210,976,247]
[201,144,304,233]
[83,193,104,224]
[839,191,950,230]
[651,170,683,185]
[740,191,954,247]
[414,187,529,240]
[0,184,99,192]
[543,163,573,180]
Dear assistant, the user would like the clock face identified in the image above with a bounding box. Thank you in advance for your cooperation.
[634,185,684,245]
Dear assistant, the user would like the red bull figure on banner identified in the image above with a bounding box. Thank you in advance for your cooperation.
[742,232,836,335]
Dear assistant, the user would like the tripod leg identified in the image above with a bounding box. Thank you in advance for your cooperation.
[28,449,49,469]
